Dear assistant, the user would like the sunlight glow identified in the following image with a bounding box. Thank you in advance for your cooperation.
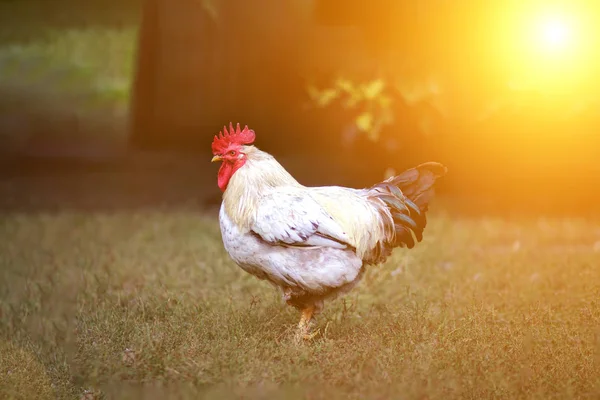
[537,15,571,52]
[496,2,600,94]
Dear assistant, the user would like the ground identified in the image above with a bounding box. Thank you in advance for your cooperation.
[1,190,600,399]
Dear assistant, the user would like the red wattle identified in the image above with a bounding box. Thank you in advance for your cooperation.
[217,159,246,192]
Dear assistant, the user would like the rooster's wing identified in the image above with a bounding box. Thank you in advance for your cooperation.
[251,187,353,250]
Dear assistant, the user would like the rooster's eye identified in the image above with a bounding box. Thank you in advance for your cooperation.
[229,150,236,156]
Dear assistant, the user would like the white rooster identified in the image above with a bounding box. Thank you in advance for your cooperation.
[211,123,447,338]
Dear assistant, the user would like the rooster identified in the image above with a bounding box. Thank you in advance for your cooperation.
[211,123,447,339]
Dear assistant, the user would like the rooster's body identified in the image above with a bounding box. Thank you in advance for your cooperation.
[212,124,446,338]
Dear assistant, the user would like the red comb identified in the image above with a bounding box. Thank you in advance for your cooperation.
[212,122,256,154]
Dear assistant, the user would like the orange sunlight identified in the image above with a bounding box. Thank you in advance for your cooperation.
[501,2,598,94]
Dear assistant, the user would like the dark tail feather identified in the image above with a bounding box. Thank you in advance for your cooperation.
[389,162,448,211]
[394,224,415,249]
[372,162,447,249]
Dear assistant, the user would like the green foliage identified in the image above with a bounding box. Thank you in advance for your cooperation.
[2,208,600,399]
[0,0,140,148]
[308,77,394,141]
[0,27,137,110]
[201,0,220,21]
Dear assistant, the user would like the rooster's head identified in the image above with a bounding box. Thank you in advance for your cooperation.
[211,123,256,191]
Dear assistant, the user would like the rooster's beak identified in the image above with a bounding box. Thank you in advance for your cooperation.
[211,155,222,163]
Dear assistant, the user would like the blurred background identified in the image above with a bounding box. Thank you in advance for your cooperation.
[1,0,599,214]
[2,2,600,398]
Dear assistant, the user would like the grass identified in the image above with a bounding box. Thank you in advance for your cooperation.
[0,28,136,109]
[1,207,600,399]
[0,1,140,150]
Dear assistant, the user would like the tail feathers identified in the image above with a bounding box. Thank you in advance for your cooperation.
[388,162,447,211]
[372,162,447,250]
[374,187,424,249]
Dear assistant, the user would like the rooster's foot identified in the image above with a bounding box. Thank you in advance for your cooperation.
[296,305,319,341]
[300,327,320,340]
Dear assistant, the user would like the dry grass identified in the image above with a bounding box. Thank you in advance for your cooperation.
[1,208,600,399]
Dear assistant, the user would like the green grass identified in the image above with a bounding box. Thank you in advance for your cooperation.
[0,1,140,148]
[1,209,600,399]
[0,27,136,108]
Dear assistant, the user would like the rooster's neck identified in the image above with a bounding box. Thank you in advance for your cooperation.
[222,150,300,230]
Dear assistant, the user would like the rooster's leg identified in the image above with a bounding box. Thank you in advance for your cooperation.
[297,305,319,340]
[282,287,292,303]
